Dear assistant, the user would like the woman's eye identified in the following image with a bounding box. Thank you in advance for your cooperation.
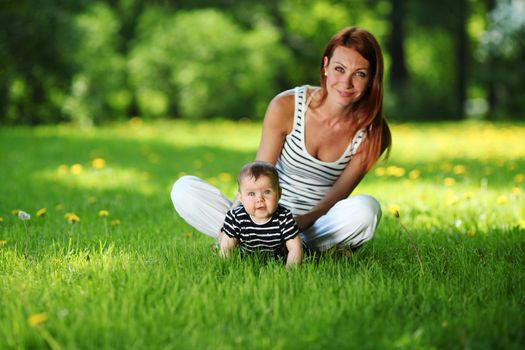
[356,71,368,78]
[335,66,345,73]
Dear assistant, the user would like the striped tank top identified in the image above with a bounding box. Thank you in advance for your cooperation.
[275,85,366,216]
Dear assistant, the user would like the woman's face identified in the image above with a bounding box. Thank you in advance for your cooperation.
[323,46,371,107]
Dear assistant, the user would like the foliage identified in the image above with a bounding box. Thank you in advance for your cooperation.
[0,0,85,124]
[0,120,524,349]
[391,28,457,120]
[477,0,525,118]
[63,2,131,126]
[129,8,288,119]
[0,0,524,124]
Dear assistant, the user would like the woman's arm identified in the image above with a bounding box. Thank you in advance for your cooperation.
[255,91,295,164]
[294,139,371,231]
[285,235,304,268]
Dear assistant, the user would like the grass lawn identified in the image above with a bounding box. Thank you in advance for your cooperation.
[1,119,524,350]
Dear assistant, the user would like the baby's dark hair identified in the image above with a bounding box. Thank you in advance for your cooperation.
[237,161,281,191]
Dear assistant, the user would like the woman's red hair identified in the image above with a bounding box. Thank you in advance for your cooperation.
[317,27,391,171]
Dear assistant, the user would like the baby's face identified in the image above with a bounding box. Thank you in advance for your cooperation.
[239,175,279,224]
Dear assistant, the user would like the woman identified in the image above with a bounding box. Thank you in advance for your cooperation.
[171,27,391,252]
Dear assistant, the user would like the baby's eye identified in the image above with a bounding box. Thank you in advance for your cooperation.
[247,192,255,196]
[263,190,272,195]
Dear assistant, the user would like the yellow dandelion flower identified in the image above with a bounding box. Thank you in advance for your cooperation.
[88,196,97,204]
[99,210,109,217]
[0,240,7,246]
[512,187,521,196]
[111,219,120,225]
[440,162,453,172]
[28,313,48,326]
[444,177,456,187]
[496,195,508,205]
[70,164,83,174]
[64,212,80,223]
[387,204,401,218]
[193,160,202,169]
[463,191,474,200]
[36,208,47,217]
[148,154,160,164]
[515,174,524,183]
[11,209,21,216]
[91,158,106,169]
[386,166,405,177]
[374,167,386,177]
[58,164,69,174]
[129,116,142,126]
[453,165,466,175]
[69,215,80,223]
[218,172,232,182]
[408,169,421,180]
[447,195,459,206]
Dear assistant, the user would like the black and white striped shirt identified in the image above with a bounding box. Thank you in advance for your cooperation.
[223,205,299,254]
[275,85,366,215]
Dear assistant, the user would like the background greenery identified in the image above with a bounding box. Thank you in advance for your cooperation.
[1,120,524,349]
[1,1,524,349]
[1,0,525,125]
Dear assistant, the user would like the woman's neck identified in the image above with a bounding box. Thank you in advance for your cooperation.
[314,97,354,125]
[311,87,355,119]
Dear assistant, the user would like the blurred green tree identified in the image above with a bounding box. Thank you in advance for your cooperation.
[0,0,85,124]
[478,0,525,119]
[1,0,523,124]
[63,2,131,126]
[129,7,290,119]
[386,0,470,120]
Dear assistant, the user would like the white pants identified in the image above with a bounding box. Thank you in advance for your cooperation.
[171,175,381,251]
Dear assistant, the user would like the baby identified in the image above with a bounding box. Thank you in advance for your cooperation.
[220,161,303,267]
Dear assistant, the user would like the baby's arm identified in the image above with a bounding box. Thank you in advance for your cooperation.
[220,232,237,258]
[285,235,304,268]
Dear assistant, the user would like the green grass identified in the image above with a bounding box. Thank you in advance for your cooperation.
[1,119,524,350]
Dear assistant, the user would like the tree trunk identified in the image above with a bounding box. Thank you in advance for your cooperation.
[388,0,409,90]
[485,0,497,119]
[454,0,468,120]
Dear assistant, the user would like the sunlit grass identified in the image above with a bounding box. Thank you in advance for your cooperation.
[0,119,524,349]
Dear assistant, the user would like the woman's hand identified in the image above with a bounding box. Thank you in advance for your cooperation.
[294,213,317,231]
